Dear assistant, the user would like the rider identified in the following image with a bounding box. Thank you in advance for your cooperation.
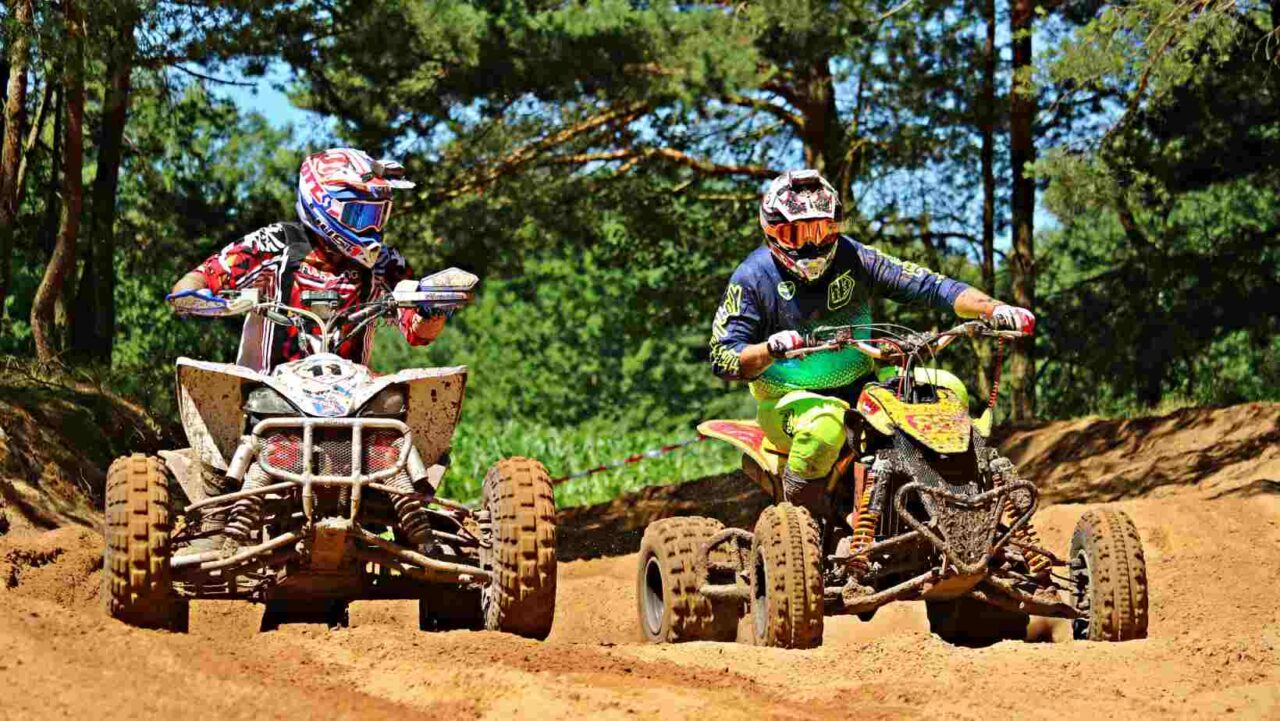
[167,148,450,554]
[709,169,1035,519]
[168,147,447,370]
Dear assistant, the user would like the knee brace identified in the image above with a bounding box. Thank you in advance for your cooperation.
[786,402,847,480]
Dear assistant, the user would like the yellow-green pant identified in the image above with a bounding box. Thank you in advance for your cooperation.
[756,391,850,480]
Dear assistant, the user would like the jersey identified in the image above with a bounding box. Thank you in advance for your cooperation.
[709,236,971,401]
[195,222,430,371]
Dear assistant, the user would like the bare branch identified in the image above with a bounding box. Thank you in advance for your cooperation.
[722,93,804,129]
[761,78,805,112]
[876,0,917,23]
[543,147,777,178]
[171,64,258,87]
[437,102,650,199]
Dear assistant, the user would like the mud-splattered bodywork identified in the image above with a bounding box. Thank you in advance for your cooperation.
[176,354,467,472]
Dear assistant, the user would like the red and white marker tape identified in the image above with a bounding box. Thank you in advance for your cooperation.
[551,435,708,486]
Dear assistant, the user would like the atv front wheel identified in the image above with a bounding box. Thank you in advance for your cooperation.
[103,454,188,631]
[637,516,739,643]
[1069,509,1149,641]
[926,597,1027,647]
[749,503,823,649]
[480,457,557,639]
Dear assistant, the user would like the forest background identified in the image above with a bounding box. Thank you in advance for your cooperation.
[0,0,1277,505]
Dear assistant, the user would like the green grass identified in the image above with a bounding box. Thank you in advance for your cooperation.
[440,418,741,508]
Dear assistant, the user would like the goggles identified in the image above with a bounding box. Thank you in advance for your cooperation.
[331,196,392,233]
[770,218,839,250]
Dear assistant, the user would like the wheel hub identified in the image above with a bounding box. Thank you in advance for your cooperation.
[1070,548,1092,639]
[642,556,666,637]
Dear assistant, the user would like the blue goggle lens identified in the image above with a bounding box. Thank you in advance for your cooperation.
[339,200,390,232]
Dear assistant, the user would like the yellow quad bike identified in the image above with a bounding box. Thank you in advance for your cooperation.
[637,320,1148,649]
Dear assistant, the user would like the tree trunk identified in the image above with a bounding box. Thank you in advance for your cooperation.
[974,0,999,410]
[796,59,846,181]
[1,60,9,116]
[72,8,137,361]
[38,85,63,258]
[980,0,997,295]
[1008,0,1036,421]
[32,0,84,362]
[15,78,53,207]
[0,0,34,320]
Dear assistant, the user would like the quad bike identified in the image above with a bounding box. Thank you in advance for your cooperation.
[638,320,1148,648]
[103,269,557,638]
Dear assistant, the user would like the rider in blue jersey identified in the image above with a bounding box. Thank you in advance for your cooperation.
[709,170,1036,519]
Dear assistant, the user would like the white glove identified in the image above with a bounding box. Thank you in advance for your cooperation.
[986,305,1036,335]
[767,330,806,359]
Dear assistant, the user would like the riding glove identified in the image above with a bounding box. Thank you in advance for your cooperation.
[986,305,1036,335]
[767,330,806,359]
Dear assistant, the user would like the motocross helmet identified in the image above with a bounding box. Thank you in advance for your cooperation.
[759,169,843,283]
[296,148,415,268]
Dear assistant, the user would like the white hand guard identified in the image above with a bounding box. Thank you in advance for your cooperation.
[167,288,258,317]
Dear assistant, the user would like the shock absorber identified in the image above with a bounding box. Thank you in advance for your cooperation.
[385,470,432,547]
[990,456,1051,575]
[847,464,882,571]
[225,464,269,544]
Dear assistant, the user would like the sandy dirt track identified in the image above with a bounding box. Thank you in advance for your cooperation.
[1,406,1278,720]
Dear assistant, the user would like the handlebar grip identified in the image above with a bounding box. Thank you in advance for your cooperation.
[783,347,820,359]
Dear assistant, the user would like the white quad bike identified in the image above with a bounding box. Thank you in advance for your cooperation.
[103,269,557,637]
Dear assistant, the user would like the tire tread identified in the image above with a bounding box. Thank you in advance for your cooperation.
[751,503,823,649]
[482,457,556,639]
[637,516,737,643]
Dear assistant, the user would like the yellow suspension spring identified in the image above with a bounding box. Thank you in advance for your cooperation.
[849,484,878,568]
[999,490,1051,575]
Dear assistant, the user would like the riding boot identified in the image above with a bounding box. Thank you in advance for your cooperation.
[781,466,832,522]
[176,462,230,556]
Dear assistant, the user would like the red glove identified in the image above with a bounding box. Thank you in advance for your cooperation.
[767,330,806,358]
[986,305,1036,335]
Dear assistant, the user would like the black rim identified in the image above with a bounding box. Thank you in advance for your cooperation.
[752,551,768,640]
[642,555,666,637]
[1070,548,1092,640]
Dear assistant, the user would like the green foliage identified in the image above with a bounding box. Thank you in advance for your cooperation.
[106,82,297,414]
[441,417,739,508]
[1035,3,1280,415]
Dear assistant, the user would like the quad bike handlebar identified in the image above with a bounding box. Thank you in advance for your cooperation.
[783,319,1025,362]
[211,268,479,356]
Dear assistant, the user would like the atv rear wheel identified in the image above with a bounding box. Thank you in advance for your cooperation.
[480,457,556,639]
[1069,509,1149,641]
[637,516,740,643]
[103,454,188,631]
[926,597,1027,647]
[749,503,823,649]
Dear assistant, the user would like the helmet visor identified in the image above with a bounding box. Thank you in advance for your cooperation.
[337,199,392,233]
[771,218,839,250]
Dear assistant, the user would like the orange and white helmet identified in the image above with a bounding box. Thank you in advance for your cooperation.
[759,169,843,282]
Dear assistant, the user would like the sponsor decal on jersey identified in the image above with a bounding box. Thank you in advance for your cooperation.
[711,283,743,341]
[777,280,796,300]
[828,271,854,310]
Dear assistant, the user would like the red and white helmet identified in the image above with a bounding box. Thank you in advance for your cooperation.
[759,169,843,282]
[296,148,415,268]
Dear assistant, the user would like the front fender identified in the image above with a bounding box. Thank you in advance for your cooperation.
[176,358,275,470]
